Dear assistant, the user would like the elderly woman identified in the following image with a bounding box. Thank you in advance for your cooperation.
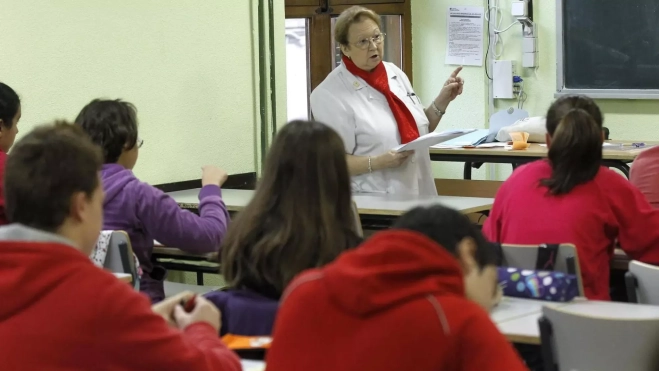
[310,6,464,196]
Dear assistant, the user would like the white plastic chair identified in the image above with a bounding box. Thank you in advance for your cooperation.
[626,260,659,305]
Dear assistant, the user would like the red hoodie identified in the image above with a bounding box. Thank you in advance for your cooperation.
[0,225,241,371]
[483,161,659,300]
[266,230,528,371]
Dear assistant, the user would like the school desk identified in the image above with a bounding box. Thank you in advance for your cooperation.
[156,189,493,282]
[166,188,494,216]
[113,272,133,283]
[492,297,659,345]
[241,359,265,371]
[429,141,656,180]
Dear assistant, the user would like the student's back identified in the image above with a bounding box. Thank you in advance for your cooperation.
[266,206,527,371]
[212,120,361,336]
[75,99,230,302]
[630,145,659,208]
[484,96,659,300]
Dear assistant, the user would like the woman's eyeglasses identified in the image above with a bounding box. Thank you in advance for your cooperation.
[353,33,386,50]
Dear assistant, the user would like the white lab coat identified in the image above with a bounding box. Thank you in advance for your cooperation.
[310,61,437,196]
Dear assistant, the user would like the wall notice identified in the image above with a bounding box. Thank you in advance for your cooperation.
[445,6,484,66]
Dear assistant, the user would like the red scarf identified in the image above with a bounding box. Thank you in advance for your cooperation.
[342,55,419,144]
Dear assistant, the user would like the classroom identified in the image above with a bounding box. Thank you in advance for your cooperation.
[2,1,659,370]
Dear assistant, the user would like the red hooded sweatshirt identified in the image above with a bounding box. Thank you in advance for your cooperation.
[266,230,528,371]
[0,224,241,371]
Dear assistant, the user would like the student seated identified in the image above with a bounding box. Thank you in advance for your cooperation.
[0,83,21,226]
[266,205,527,371]
[75,99,230,303]
[484,95,659,300]
[207,120,362,336]
[0,122,240,370]
[630,145,659,208]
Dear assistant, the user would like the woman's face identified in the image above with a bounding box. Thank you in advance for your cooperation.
[0,104,21,153]
[342,17,384,72]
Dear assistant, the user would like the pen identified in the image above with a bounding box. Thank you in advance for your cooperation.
[181,294,197,312]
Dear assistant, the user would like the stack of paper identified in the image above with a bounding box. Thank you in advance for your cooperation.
[393,129,477,152]
[432,129,491,148]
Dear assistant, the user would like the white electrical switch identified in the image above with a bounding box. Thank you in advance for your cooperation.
[511,1,527,17]
[522,52,537,68]
[523,37,537,53]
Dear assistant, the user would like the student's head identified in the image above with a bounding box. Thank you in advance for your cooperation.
[393,205,498,310]
[5,122,104,254]
[541,95,604,195]
[221,120,361,299]
[0,82,21,153]
[75,99,141,170]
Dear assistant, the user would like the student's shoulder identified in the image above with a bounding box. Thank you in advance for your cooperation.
[432,294,493,329]
[595,166,637,194]
[280,269,325,304]
[497,160,548,193]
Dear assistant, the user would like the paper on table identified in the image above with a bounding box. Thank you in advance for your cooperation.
[393,129,477,152]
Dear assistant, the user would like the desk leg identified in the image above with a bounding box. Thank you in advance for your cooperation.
[463,162,473,180]
[196,272,204,285]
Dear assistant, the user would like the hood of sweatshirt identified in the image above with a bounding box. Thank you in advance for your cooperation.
[101,164,139,207]
[0,224,92,320]
[322,230,465,316]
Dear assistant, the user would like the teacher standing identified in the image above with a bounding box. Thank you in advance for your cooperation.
[310,6,464,196]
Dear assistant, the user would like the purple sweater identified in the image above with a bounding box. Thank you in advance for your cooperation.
[101,164,229,302]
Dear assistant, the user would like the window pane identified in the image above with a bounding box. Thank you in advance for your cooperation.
[285,18,310,121]
[330,15,402,70]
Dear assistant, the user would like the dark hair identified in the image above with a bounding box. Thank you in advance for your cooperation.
[0,83,20,129]
[393,205,496,269]
[540,95,603,195]
[221,120,362,299]
[75,99,138,163]
[5,122,103,231]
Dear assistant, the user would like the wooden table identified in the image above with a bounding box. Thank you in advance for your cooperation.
[429,142,654,179]
[167,189,494,216]
[113,272,133,283]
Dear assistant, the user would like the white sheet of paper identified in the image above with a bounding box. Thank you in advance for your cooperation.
[445,6,485,66]
[393,129,477,152]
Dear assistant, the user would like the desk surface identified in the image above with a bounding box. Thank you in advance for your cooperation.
[113,273,132,283]
[430,141,654,161]
[168,189,494,216]
[491,297,659,345]
[241,359,265,371]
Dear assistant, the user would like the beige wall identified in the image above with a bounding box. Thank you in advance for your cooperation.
[412,0,659,180]
[0,0,260,185]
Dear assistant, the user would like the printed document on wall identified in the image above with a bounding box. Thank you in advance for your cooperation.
[445,6,484,66]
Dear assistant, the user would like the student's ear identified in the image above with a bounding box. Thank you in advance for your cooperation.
[69,192,88,222]
[456,237,478,275]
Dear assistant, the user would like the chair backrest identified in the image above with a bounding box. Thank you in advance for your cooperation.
[626,260,659,305]
[351,200,363,237]
[489,107,529,137]
[540,305,659,371]
[104,231,139,289]
[497,243,585,297]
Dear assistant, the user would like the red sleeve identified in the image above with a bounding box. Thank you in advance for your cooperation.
[459,310,529,371]
[606,173,659,264]
[98,279,241,371]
